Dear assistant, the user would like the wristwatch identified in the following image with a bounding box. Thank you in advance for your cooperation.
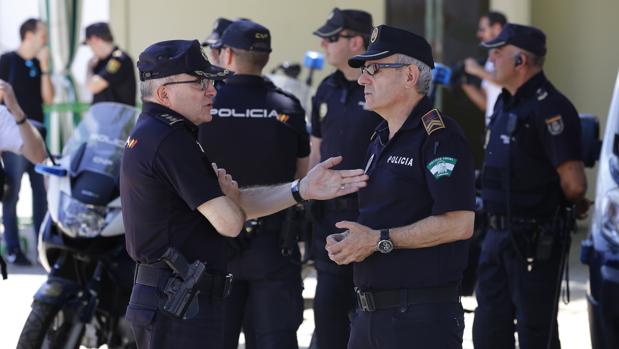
[377,229,394,254]
[290,178,305,204]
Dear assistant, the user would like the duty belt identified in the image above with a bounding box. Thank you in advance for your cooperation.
[355,284,460,312]
[135,262,233,299]
[245,214,284,234]
[487,213,543,231]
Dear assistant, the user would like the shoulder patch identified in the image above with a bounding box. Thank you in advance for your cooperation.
[545,114,564,135]
[106,58,121,74]
[154,113,184,127]
[112,49,123,58]
[421,109,445,135]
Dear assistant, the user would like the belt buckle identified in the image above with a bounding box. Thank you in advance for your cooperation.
[355,287,376,312]
[222,274,233,298]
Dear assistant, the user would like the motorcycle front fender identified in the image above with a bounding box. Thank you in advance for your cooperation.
[34,276,81,306]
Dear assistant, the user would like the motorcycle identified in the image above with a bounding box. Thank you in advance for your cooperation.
[17,102,139,349]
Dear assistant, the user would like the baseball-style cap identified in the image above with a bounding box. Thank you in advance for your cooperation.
[211,20,272,53]
[201,18,233,47]
[348,25,435,69]
[481,23,547,57]
[82,22,113,44]
[137,39,233,81]
[313,8,373,37]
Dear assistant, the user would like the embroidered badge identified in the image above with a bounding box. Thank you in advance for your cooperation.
[370,27,378,43]
[159,113,183,125]
[106,59,121,74]
[421,109,445,135]
[319,103,328,120]
[112,49,123,58]
[536,88,548,101]
[426,157,458,179]
[545,115,564,135]
[387,155,414,167]
[277,113,290,123]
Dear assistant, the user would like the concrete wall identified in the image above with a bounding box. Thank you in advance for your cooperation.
[109,0,385,84]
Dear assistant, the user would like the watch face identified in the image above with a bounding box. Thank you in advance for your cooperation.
[378,239,394,254]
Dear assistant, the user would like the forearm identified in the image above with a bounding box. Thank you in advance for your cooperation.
[41,75,54,104]
[390,211,474,249]
[239,182,296,219]
[15,110,46,163]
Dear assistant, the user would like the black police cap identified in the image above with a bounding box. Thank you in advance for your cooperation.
[83,22,113,44]
[211,19,272,53]
[137,39,232,81]
[201,18,233,47]
[348,25,435,69]
[481,23,547,57]
[313,8,373,37]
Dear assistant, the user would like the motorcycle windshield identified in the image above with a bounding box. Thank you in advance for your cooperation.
[62,102,139,179]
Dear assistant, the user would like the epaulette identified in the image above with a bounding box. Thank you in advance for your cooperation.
[421,109,446,135]
[112,49,123,58]
[536,87,548,101]
[370,131,377,141]
[268,80,303,109]
[153,113,185,127]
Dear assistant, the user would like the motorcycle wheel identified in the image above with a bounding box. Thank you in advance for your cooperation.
[17,300,85,349]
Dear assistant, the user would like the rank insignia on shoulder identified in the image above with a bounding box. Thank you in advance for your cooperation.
[319,103,328,120]
[157,113,184,126]
[277,114,290,123]
[545,114,564,135]
[421,109,445,135]
[106,59,121,74]
[126,137,138,149]
[112,49,123,58]
[536,88,548,101]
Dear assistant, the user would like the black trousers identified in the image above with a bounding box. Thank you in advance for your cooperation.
[473,228,562,349]
[125,283,225,349]
[347,301,464,349]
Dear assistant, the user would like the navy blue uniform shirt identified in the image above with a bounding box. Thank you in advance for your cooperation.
[120,102,226,272]
[481,72,582,217]
[311,70,383,171]
[0,52,44,122]
[200,75,310,186]
[92,47,136,106]
[355,96,476,290]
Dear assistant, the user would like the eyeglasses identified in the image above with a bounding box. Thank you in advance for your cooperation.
[360,63,410,76]
[325,33,356,43]
[163,78,214,91]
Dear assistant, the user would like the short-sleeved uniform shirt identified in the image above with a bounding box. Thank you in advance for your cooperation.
[120,102,226,272]
[0,51,44,122]
[481,72,582,217]
[91,47,136,106]
[198,75,310,277]
[355,96,476,290]
[0,106,23,154]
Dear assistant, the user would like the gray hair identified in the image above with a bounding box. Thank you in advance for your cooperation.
[139,75,174,100]
[395,54,432,94]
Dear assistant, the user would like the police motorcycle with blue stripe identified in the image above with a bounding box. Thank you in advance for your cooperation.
[17,102,138,349]
[582,72,619,349]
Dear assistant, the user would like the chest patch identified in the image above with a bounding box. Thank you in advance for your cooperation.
[426,157,457,179]
[387,155,414,167]
[421,109,445,135]
[545,114,564,135]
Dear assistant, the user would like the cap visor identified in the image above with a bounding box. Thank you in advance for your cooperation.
[313,23,342,37]
[481,38,506,49]
[348,50,393,68]
[195,64,233,81]
[201,34,219,47]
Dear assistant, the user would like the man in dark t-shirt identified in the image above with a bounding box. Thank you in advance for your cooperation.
[0,18,54,266]
[84,22,136,106]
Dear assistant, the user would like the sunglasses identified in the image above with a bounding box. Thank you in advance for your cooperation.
[163,78,214,91]
[25,60,38,78]
[325,33,356,43]
[360,63,410,76]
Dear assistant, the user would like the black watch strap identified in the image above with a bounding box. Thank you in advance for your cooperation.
[380,228,390,241]
[291,179,304,203]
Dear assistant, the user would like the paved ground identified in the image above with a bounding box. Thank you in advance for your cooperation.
[0,178,593,348]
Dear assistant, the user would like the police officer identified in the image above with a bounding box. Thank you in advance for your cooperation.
[120,39,368,349]
[201,17,233,66]
[309,8,382,349]
[324,25,476,349]
[199,19,309,349]
[84,22,136,106]
[472,24,588,349]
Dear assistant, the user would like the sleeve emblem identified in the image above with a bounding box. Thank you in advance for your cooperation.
[545,114,564,135]
[426,157,457,179]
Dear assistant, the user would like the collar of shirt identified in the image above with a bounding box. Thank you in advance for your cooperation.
[374,95,434,145]
[500,71,548,107]
[224,74,268,86]
[141,101,198,135]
